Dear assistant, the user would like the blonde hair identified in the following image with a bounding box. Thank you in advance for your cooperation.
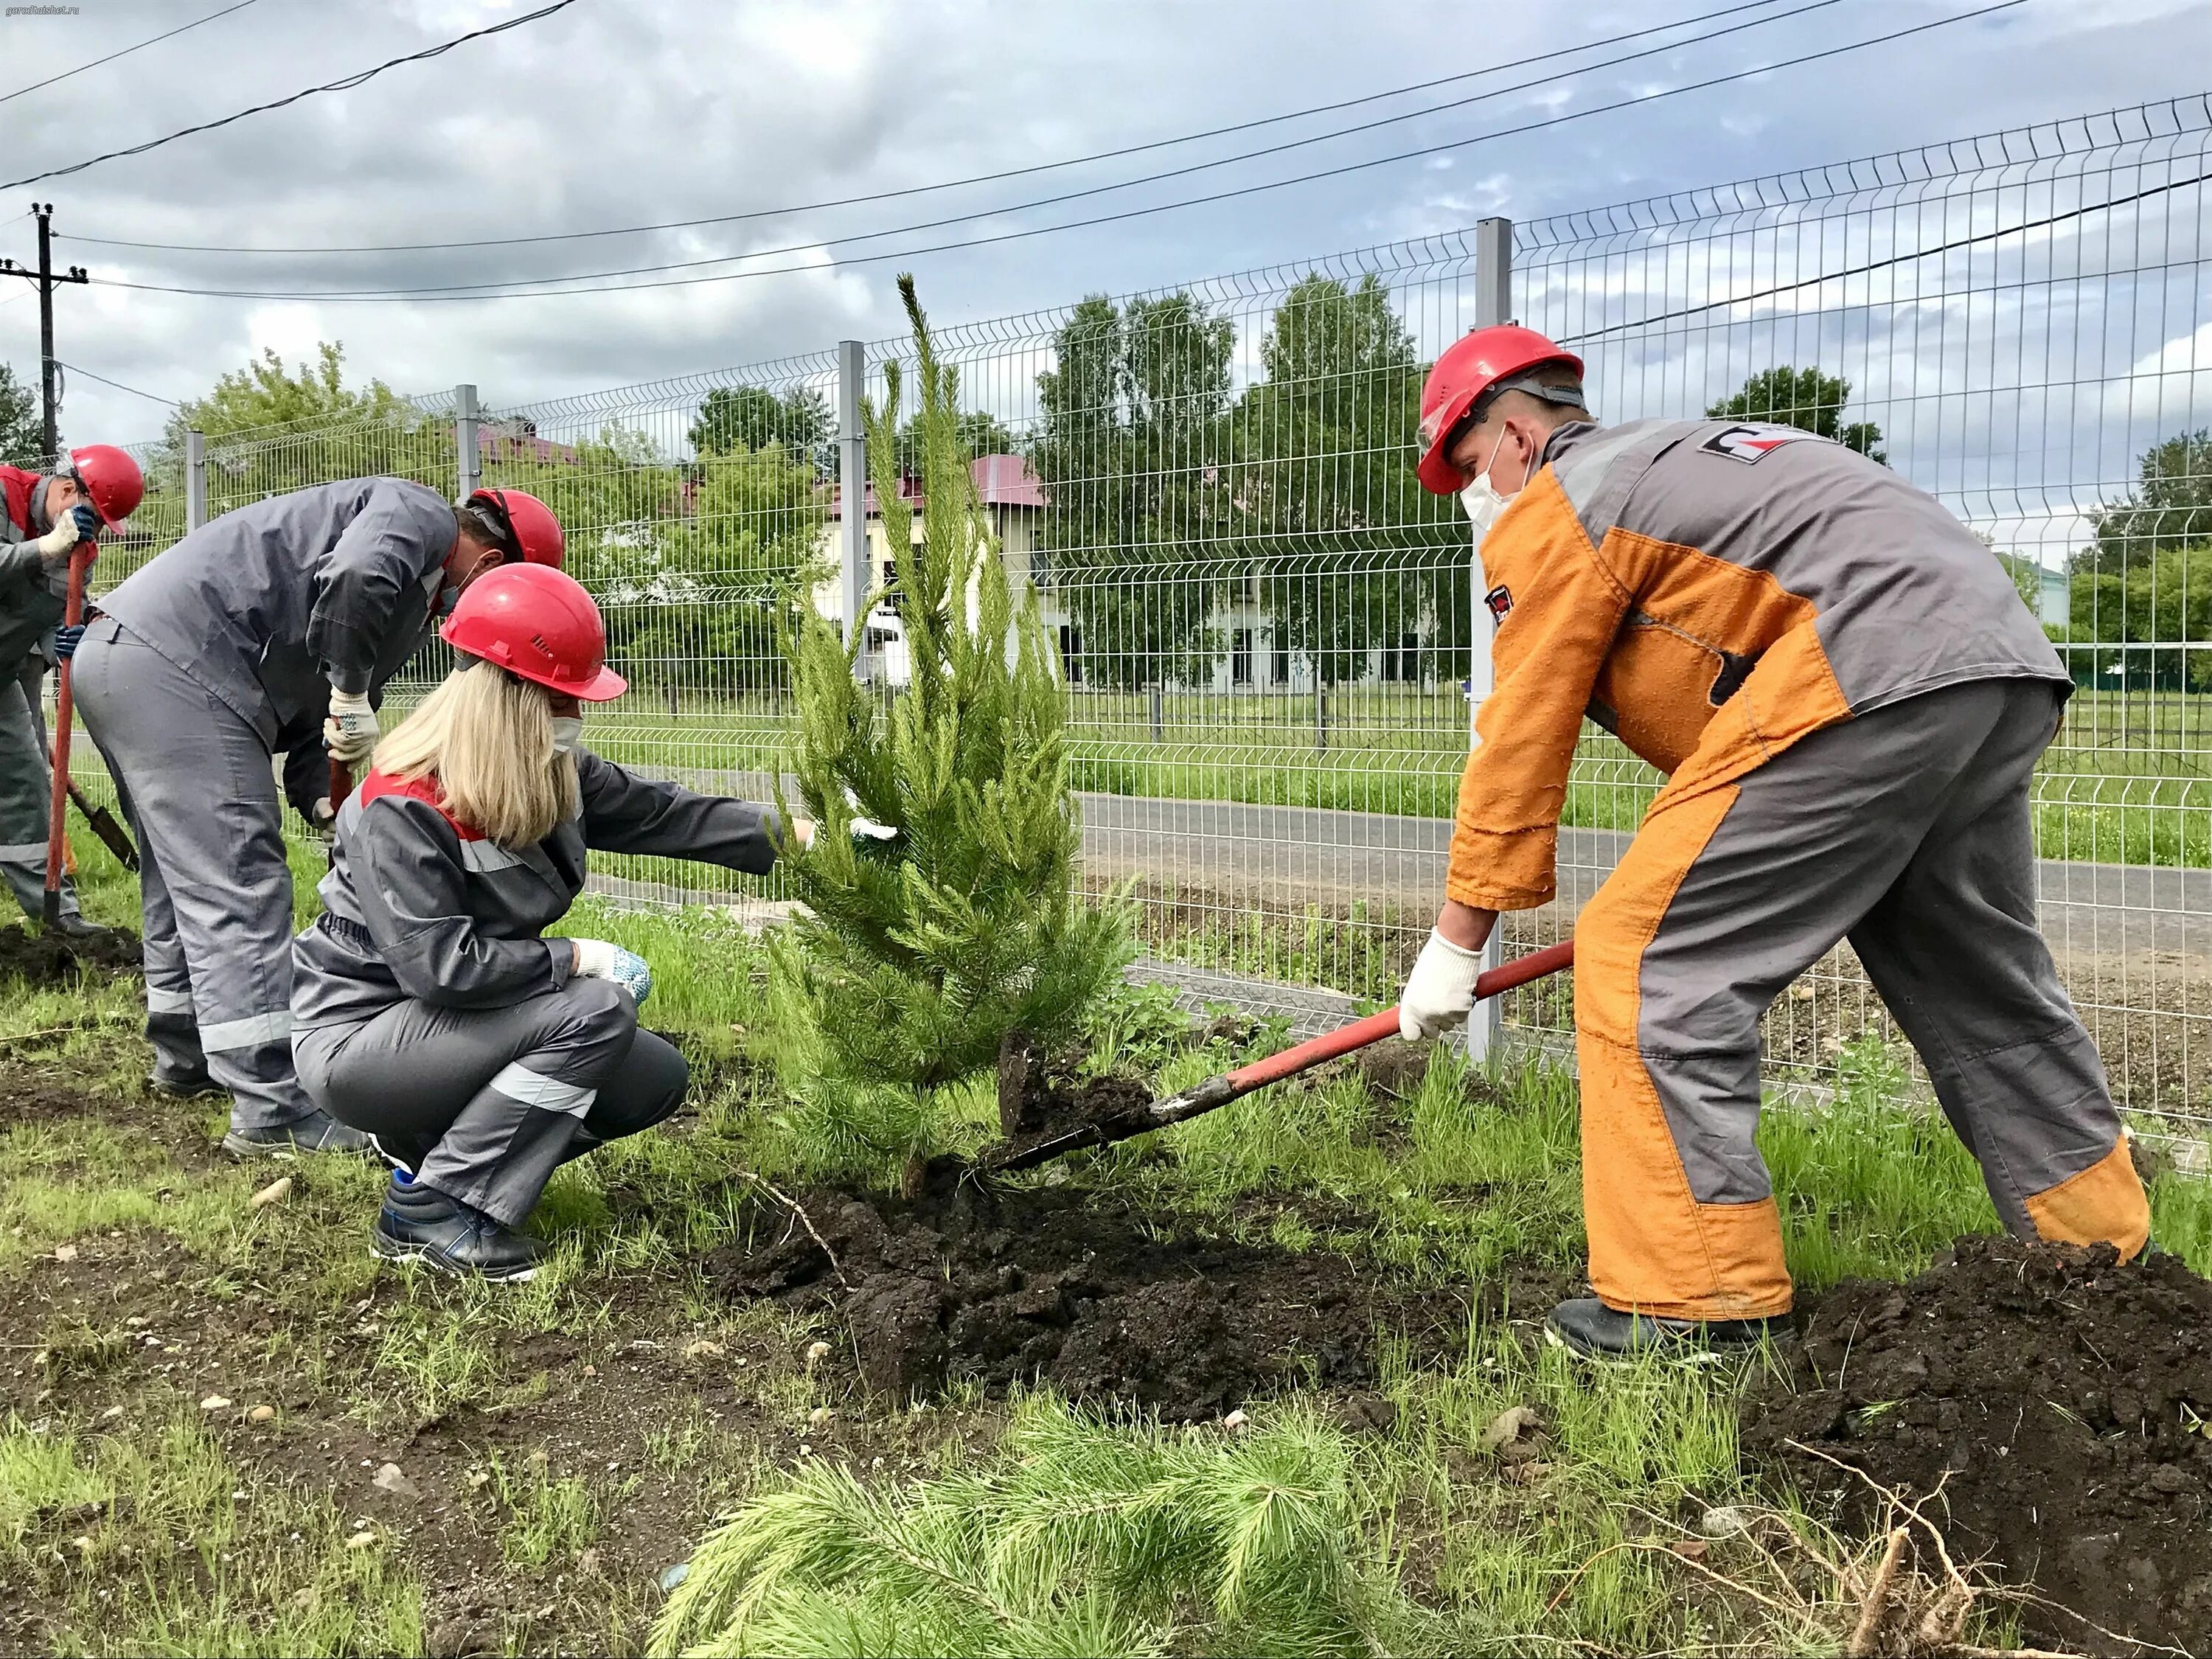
[375,661,578,848]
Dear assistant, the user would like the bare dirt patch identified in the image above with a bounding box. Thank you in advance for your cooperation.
[0,919,141,984]
[1741,1236,2212,1657]
[0,1067,964,1658]
[707,1172,1483,1421]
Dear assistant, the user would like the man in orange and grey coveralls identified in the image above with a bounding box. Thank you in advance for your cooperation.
[1395,325,2152,1358]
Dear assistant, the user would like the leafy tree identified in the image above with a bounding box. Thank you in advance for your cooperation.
[2082,429,2212,576]
[689,383,831,471]
[2067,538,2212,689]
[1029,291,1234,689]
[167,342,456,516]
[1228,274,1463,686]
[768,275,1130,1160]
[0,362,37,465]
[1707,365,1885,463]
[479,423,826,695]
[895,406,1016,465]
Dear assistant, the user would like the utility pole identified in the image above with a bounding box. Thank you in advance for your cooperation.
[0,204,90,469]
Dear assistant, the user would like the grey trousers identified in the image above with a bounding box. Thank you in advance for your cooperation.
[0,658,80,923]
[293,977,686,1225]
[1574,675,2147,1321]
[72,623,310,1130]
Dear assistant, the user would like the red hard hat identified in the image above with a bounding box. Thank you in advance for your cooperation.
[69,444,145,527]
[465,487,564,568]
[442,564,626,701]
[1415,326,1585,495]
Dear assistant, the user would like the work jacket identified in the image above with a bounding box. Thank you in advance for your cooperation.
[0,465,63,675]
[94,477,456,750]
[292,750,779,1030]
[1447,419,2067,914]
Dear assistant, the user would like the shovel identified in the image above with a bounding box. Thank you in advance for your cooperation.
[975,937,1575,1175]
[327,757,353,865]
[37,726,136,871]
[41,543,94,930]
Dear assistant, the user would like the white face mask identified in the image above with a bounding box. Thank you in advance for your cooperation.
[1459,470,1511,540]
[1458,427,1530,541]
[551,717,584,756]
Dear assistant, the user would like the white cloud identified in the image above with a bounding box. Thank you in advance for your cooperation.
[0,0,2200,455]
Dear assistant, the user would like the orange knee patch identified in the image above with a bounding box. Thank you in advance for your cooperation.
[1574,779,1792,1321]
[1578,1031,1794,1320]
[2024,1138,2152,1261]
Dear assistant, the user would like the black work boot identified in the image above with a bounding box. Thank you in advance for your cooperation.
[49,911,111,941]
[148,1065,223,1099]
[372,1175,542,1282]
[1545,1296,1792,1361]
[222,1109,376,1158]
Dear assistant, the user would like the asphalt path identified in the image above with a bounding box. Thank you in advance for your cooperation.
[587,760,2208,961]
[1078,793,2212,960]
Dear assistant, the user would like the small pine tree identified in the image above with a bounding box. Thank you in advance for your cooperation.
[767,276,1130,1156]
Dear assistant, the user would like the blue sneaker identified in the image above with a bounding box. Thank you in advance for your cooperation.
[371,1175,541,1282]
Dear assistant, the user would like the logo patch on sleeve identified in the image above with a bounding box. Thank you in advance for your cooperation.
[1484,584,1514,622]
[1700,424,1826,463]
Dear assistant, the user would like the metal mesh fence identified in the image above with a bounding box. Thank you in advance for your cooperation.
[55,93,2212,1135]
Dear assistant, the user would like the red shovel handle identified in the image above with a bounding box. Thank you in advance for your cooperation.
[1219,937,1576,1093]
[42,543,94,926]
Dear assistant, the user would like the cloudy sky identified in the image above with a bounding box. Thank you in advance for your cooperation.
[0,0,2205,453]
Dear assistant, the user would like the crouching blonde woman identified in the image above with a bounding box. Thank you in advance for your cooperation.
[292,565,799,1280]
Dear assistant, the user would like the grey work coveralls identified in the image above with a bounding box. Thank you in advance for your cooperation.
[0,482,83,924]
[291,752,779,1225]
[1446,417,2145,1321]
[73,479,458,1130]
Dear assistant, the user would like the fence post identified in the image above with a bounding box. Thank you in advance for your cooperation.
[454,383,481,502]
[184,428,206,532]
[1465,216,1512,1065]
[835,340,868,652]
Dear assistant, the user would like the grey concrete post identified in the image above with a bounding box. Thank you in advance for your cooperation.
[836,341,869,650]
[454,383,481,502]
[184,429,207,532]
[1465,216,1512,1063]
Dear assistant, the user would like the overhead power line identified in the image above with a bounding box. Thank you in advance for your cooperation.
[57,361,180,408]
[1559,169,2212,347]
[91,0,1851,300]
[0,0,261,108]
[65,0,1798,257]
[0,0,582,191]
[94,0,2028,306]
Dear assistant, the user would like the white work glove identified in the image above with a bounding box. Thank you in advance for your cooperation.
[35,504,97,566]
[841,785,900,844]
[1398,928,1486,1041]
[324,688,379,765]
[570,937,653,1005]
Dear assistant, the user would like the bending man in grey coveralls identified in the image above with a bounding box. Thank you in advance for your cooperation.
[73,479,508,1150]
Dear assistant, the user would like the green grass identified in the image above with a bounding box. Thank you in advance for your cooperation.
[1,1411,424,1657]
[6,854,2208,1655]
[564,684,2212,867]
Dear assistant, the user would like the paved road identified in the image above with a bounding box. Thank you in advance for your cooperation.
[593,762,2210,961]
[1079,793,2212,959]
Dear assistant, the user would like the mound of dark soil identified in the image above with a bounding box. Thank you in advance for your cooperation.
[1742,1236,2212,1656]
[707,1176,1477,1419]
[984,1029,1160,1166]
[0,921,140,983]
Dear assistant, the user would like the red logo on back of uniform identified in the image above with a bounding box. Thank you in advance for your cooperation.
[1484,584,1513,622]
[1700,425,1824,463]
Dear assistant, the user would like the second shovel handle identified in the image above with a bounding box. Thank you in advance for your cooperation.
[1218,936,1576,1096]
